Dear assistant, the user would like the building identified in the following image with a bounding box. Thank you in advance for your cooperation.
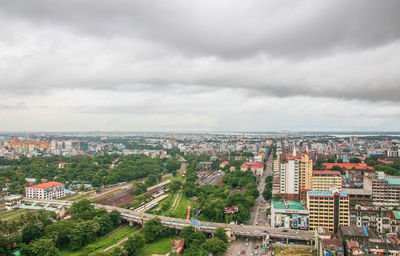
[9,137,50,150]
[299,151,313,191]
[4,195,22,210]
[389,210,400,234]
[322,163,374,171]
[240,162,264,176]
[219,161,229,168]
[339,226,381,243]
[270,200,309,229]
[350,206,391,234]
[25,181,65,200]
[312,170,342,191]
[279,155,300,200]
[372,177,400,207]
[321,238,345,256]
[307,190,350,232]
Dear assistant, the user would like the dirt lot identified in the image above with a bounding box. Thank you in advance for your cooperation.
[273,247,314,256]
[94,188,134,207]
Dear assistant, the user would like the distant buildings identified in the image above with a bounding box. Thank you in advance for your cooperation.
[25,181,65,200]
[9,137,50,150]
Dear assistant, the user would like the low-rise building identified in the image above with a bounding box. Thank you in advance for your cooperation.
[25,181,65,200]
[270,200,309,229]
[240,162,264,176]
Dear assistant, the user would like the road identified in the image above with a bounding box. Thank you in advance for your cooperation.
[230,151,274,255]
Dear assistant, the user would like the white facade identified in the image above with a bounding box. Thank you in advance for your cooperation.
[25,182,65,200]
[280,158,299,195]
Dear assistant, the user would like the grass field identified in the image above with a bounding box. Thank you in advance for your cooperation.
[140,236,177,256]
[170,195,198,219]
[59,225,139,256]
[63,192,93,201]
[273,247,314,256]
[0,209,30,221]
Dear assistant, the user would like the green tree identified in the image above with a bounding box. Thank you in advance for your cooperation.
[143,218,165,242]
[69,199,95,220]
[44,221,74,248]
[214,228,228,243]
[169,180,182,193]
[124,233,145,256]
[349,158,361,163]
[30,238,60,256]
[181,226,196,246]
[22,224,42,244]
[203,238,227,255]
[0,236,11,256]
[109,210,121,227]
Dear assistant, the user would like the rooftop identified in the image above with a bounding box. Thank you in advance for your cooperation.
[387,178,400,185]
[272,200,305,210]
[313,170,341,176]
[27,181,63,189]
[308,190,348,197]
[323,163,374,170]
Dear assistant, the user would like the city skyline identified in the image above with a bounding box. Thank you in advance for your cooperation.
[1,0,400,131]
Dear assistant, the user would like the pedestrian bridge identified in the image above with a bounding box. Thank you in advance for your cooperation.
[18,198,315,243]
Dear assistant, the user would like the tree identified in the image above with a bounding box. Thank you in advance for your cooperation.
[0,236,11,256]
[22,224,42,244]
[109,210,121,227]
[331,165,342,172]
[143,218,165,242]
[181,226,196,246]
[214,228,228,243]
[69,199,95,220]
[262,189,272,201]
[124,233,145,256]
[45,221,74,248]
[29,238,60,256]
[349,158,361,163]
[169,180,182,193]
[134,183,147,195]
[183,245,208,256]
[203,238,227,255]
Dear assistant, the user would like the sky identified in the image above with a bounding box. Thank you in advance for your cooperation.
[1,0,400,132]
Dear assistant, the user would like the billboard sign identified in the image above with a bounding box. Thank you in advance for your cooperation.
[224,206,239,214]
[191,217,201,228]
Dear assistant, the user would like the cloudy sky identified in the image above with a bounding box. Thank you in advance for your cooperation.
[1,0,400,132]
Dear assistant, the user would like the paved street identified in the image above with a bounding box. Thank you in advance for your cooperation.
[229,151,274,255]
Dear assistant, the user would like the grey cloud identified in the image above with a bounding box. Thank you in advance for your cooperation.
[0,102,27,110]
[1,0,400,59]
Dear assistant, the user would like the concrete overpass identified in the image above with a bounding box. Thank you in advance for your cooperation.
[17,199,315,243]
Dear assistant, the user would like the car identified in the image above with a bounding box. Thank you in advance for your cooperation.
[246,238,249,242]
[254,245,259,249]
[246,242,249,246]
[263,230,268,233]
[237,252,241,255]
[241,250,246,254]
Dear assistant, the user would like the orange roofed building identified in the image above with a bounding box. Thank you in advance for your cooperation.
[322,163,374,171]
[26,181,65,200]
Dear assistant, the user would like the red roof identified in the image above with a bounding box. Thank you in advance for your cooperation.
[220,161,229,166]
[313,170,341,176]
[322,163,373,170]
[286,155,301,160]
[241,162,263,168]
[27,181,63,189]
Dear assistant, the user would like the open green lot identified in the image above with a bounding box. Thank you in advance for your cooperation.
[140,236,177,256]
[0,209,30,221]
[59,225,139,256]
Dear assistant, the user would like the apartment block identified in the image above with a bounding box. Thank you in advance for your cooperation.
[307,190,350,233]
[372,177,400,207]
[25,181,65,200]
[312,170,342,191]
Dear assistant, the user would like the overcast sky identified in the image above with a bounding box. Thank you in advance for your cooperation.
[1,0,400,132]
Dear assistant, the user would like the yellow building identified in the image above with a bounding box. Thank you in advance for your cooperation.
[9,137,50,150]
[307,190,349,232]
[299,151,313,191]
[312,170,342,191]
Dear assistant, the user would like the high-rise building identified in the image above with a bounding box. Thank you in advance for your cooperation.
[299,151,313,191]
[279,149,313,201]
[307,190,350,233]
